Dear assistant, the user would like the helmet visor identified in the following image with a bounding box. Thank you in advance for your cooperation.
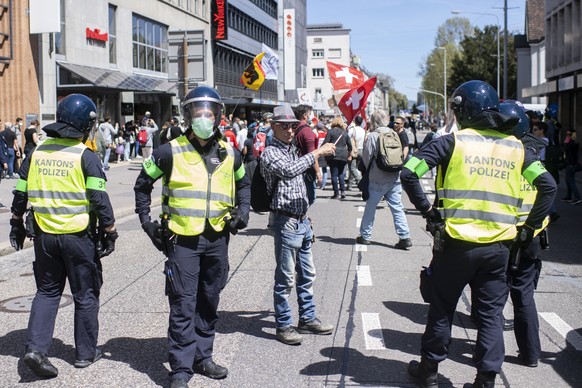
[182,100,223,127]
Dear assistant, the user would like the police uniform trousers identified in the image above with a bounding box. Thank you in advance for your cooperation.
[165,230,229,382]
[27,231,101,361]
[421,236,509,374]
[508,236,542,363]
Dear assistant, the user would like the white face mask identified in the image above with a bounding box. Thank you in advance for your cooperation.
[192,117,215,139]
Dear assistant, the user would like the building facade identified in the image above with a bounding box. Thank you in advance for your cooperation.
[306,23,351,115]
[1,0,212,129]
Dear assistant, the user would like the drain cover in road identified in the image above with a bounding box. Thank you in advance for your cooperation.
[0,294,73,313]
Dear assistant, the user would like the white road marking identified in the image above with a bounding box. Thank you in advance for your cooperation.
[362,313,387,350]
[423,184,432,192]
[539,312,582,351]
[355,244,368,252]
[428,194,435,201]
[356,218,362,228]
[358,206,365,212]
[356,265,372,286]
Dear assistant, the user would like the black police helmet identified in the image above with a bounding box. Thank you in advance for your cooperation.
[43,94,97,138]
[181,86,224,128]
[499,100,530,138]
[450,80,499,129]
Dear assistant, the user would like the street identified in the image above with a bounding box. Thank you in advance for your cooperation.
[0,150,581,387]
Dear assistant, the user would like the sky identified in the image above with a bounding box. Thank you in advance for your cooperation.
[306,0,527,101]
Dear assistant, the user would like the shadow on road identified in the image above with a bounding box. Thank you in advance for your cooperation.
[217,310,274,341]
[300,346,453,386]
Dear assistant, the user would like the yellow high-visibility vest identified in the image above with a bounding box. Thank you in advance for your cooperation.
[162,136,235,236]
[437,129,524,243]
[27,138,90,233]
[517,176,549,236]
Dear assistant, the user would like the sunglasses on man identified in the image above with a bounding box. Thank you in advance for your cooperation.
[278,123,299,130]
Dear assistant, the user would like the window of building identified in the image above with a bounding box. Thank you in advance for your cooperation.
[132,14,168,72]
[249,0,277,18]
[312,68,324,78]
[108,4,117,64]
[312,49,324,58]
[55,0,66,55]
[313,37,322,43]
[202,0,207,18]
[328,48,341,58]
[228,5,277,49]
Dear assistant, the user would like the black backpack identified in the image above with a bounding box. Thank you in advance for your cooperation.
[251,158,276,212]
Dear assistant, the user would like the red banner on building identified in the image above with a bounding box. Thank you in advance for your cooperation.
[212,0,228,41]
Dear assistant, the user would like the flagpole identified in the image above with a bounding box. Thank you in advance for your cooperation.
[231,87,247,116]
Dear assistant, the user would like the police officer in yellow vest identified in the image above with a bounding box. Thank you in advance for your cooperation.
[134,86,250,388]
[499,100,551,369]
[9,94,117,378]
[401,81,556,388]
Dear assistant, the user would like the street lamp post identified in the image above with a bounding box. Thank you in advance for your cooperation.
[451,10,500,98]
[438,46,447,114]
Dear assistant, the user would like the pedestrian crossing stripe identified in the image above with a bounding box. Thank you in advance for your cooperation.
[356,218,362,228]
[358,206,365,212]
[355,244,367,252]
[362,313,387,350]
[356,266,372,286]
[539,312,582,351]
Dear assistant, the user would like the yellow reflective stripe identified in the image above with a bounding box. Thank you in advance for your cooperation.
[522,161,547,185]
[234,163,245,181]
[15,179,27,192]
[143,157,164,179]
[86,176,106,191]
[404,156,429,177]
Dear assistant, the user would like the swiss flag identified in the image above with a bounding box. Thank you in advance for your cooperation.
[338,77,377,125]
[326,61,365,91]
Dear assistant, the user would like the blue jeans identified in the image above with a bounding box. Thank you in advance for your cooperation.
[102,147,111,169]
[5,148,15,176]
[359,179,410,240]
[268,212,316,328]
[565,164,581,200]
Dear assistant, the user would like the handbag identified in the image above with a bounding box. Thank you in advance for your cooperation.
[356,157,374,201]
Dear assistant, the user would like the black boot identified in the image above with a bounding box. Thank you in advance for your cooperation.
[463,371,496,388]
[408,359,438,387]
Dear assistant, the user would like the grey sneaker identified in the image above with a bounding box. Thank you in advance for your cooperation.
[297,318,333,335]
[276,326,303,345]
[395,238,412,250]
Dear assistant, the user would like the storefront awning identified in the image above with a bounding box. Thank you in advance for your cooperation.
[57,62,177,94]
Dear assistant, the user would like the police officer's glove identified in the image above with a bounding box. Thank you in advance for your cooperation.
[9,217,26,251]
[224,209,249,235]
[516,224,535,247]
[98,229,119,258]
[422,207,443,224]
[142,221,164,251]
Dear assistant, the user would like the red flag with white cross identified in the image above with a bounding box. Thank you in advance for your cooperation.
[338,77,377,125]
[326,61,365,91]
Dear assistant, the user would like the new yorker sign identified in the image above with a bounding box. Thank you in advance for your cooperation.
[211,0,228,41]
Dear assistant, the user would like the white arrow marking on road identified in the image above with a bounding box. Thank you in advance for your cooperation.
[356,218,362,228]
[362,313,387,350]
[356,265,372,286]
[539,312,582,351]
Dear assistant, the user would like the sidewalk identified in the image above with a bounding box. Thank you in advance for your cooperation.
[0,159,160,257]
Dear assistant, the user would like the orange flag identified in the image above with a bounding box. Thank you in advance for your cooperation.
[240,52,266,91]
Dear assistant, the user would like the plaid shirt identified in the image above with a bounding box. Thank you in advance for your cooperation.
[260,137,315,215]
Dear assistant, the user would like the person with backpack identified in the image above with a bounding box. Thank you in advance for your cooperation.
[355,111,412,250]
[322,117,352,199]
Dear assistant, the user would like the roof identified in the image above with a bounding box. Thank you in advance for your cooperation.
[526,0,545,43]
[57,62,177,94]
